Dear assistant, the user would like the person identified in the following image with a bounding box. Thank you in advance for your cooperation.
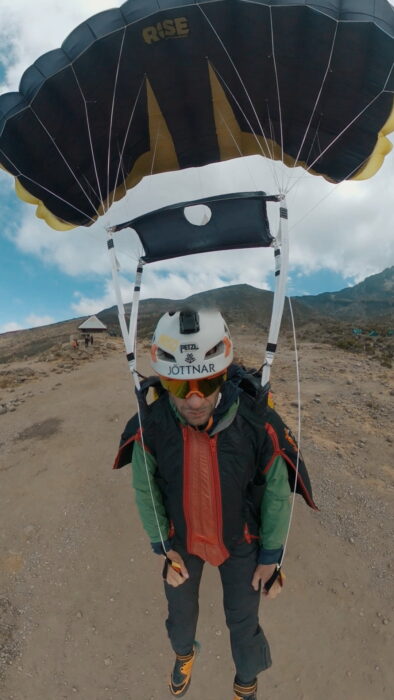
[113,309,316,700]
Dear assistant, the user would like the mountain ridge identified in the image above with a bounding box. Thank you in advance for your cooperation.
[97,267,394,333]
[294,266,394,322]
[1,268,392,365]
[97,283,317,337]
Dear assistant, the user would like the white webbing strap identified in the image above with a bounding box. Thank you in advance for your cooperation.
[261,199,289,387]
[107,231,131,354]
[106,229,144,386]
[128,259,145,360]
[107,231,169,550]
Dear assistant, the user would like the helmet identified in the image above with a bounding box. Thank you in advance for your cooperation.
[151,308,233,379]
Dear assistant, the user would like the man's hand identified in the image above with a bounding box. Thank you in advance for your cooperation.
[164,549,189,587]
[251,564,283,599]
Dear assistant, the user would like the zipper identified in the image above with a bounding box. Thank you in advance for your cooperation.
[209,435,228,557]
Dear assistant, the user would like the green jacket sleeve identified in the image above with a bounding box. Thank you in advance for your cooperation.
[259,455,291,561]
[131,440,169,544]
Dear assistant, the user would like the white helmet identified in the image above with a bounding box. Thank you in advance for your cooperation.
[151,308,233,379]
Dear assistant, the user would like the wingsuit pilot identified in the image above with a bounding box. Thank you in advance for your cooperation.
[113,308,317,699]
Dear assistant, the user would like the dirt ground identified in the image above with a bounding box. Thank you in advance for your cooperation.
[0,333,393,700]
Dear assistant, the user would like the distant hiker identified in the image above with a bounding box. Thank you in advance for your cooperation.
[114,309,316,700]
[71,338,78,350]
[84,335,89,348]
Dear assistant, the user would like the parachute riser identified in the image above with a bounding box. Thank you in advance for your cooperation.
[106,229,144,391]
[106,228,170,554]
[262,198,289,389]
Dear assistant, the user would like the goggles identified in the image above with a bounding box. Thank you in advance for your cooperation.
[160,372,227,399]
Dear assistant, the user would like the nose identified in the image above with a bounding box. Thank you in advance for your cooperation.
[185,392,205,409]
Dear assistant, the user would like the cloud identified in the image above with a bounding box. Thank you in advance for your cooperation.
[0,321,23,333]
[71,278,127,316]
[6,153,394,295]
[0,313,54,333]
[70,252,273,316]
[286,162,394,282]
[25,313,55,327]
[7,211,112,277]
[0,1,122,91]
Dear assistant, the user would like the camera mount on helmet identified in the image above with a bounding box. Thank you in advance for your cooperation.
[179,309,200,334]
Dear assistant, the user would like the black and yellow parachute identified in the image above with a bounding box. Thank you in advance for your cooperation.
[0,0,393,231]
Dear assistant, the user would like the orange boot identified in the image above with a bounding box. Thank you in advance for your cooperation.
[169,642,199,697]
[233,678,258,699]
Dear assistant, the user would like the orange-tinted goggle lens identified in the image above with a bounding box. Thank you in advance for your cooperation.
[160,373,226,399]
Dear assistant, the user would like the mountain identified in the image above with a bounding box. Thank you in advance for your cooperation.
[1,270,392,365]
[97,283,318,339]
[0,317,85,364]
[99,268,394,338]
[295,267,394,323]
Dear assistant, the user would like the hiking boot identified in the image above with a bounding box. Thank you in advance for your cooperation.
[169,642,199,697]
[233,678,258,700]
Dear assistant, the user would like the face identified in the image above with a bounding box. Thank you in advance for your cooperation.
[170,387,221,427]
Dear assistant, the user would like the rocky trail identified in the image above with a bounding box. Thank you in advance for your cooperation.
[0,334,393,699]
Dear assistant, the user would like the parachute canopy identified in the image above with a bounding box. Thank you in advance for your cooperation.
[0,0,393,230]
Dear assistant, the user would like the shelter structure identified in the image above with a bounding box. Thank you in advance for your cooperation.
[78,315,107,334]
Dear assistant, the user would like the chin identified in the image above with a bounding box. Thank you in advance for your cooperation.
[187,414,208,426]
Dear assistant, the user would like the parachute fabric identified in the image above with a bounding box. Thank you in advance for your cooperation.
[0,0,392,230]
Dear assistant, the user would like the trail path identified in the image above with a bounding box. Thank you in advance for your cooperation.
[0,336,393,699]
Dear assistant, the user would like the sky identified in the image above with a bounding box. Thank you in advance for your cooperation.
[0,0,393,333]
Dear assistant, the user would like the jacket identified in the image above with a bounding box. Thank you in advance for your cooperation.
[113,368,317,566]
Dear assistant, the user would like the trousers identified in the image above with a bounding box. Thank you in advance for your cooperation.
[164,541,272,682]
